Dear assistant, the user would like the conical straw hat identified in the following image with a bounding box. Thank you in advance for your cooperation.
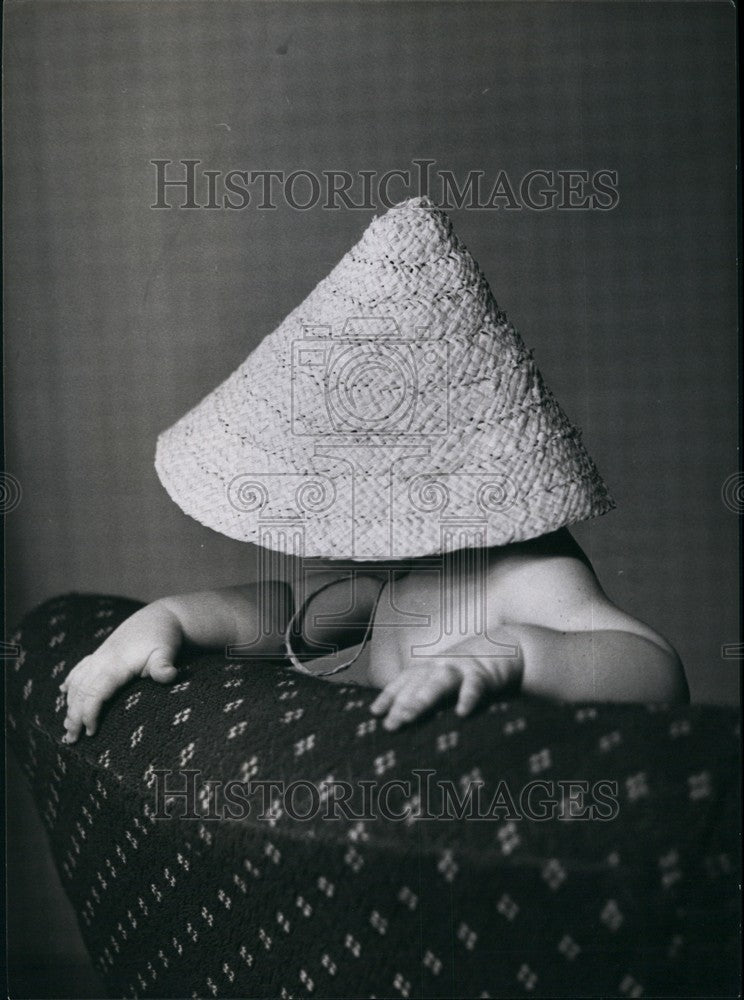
[155,197,614,560]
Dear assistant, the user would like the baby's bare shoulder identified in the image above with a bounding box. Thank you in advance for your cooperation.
[490,530,675,652]
[487,529,602,609]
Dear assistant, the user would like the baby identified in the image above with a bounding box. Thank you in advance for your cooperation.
[60,197,688,742]
[60,530,687,743]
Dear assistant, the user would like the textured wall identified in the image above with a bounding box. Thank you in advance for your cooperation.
[4,1,738,704]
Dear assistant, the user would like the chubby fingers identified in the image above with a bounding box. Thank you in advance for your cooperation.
[60,657,118,743]
[371,664,461,731]
[62,705,84,743]
[60,646,178,745]
[60,658,87,742]
[369,671,409,717]
[455,668,488,716]
[62,688,97,743]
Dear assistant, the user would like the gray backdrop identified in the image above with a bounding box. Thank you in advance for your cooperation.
[5,0,739,707]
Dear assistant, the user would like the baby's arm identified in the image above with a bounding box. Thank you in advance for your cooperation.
[517,624,688,702]
[370,624,688,731]
[60,582,291,743]
[489,531,688,703]
[370,531,688,729]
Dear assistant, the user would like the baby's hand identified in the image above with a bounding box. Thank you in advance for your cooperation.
[60,601,183,743]
[369,631,524,731]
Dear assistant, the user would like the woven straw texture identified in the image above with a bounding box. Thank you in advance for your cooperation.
[155,197,614,560]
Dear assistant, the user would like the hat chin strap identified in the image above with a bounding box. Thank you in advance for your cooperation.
[284,574,387,678]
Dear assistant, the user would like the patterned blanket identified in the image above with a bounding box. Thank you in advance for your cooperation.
[6,593,741,998]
